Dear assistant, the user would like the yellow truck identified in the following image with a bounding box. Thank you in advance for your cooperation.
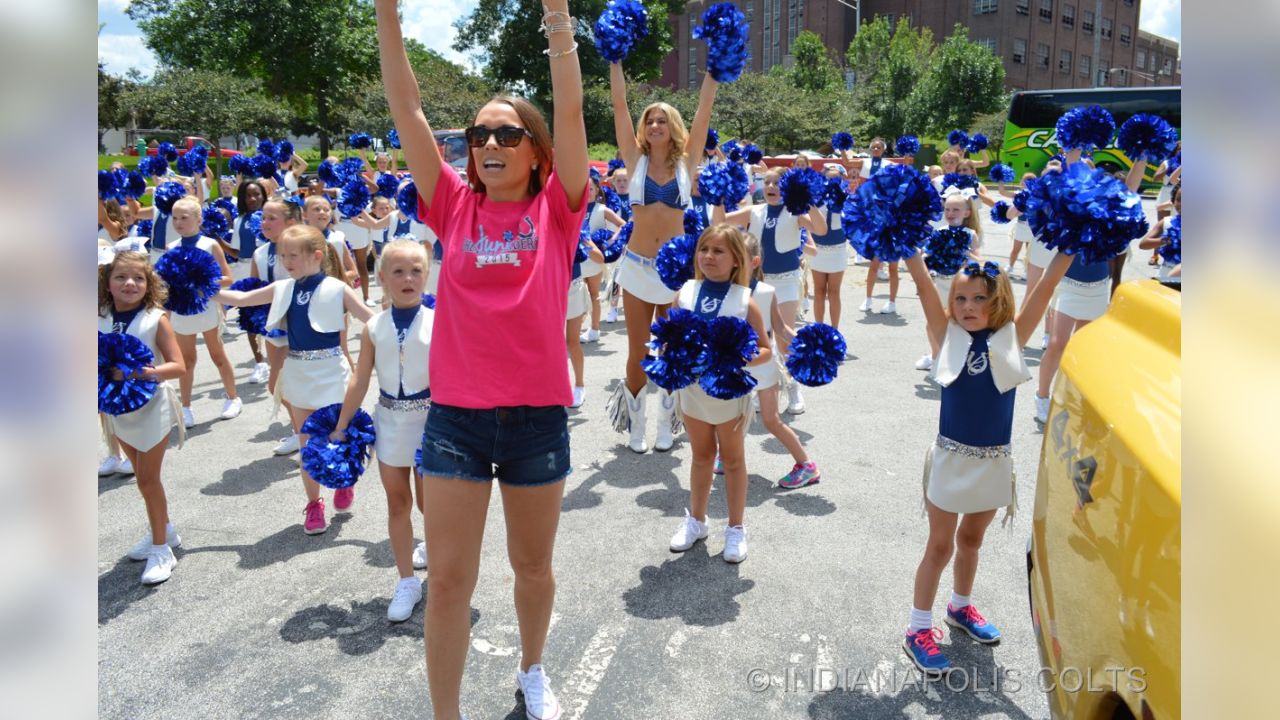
[1027,279,1181,720]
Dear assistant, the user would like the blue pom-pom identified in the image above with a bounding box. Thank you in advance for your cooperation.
[693,3,750,83]
[698,315,759,399]
[721,139,742,163]
[348,132,372,149]
[375,173,399,199]
[965,133,988,153]
[123,170,148,199]
[300,404,376,490]
[683,208,705,237]
[593,0,650,63]
[697,161,749,210]
[174,152,195,177]
[187,146,209,175]
[153,181,187,214]
[1021,162,1148,264]
[990,200,1013,224]
[158,142,178,161]
[842,164,942,262]
[606,224,632,262]
[1159,215,1181,265]
[387,129,401,149]
[785,323,847,387]
[778,167,826,216]
[941,173,981,192]
[274,140,294,164]
[823,176,848,212]
[156,246,223,316]
[228,278,270,334]
[1167,152,1180,173]
[896,135,921,156]
[705,128,719,151]
[338,179,371,219]
[641,308,709,391]
[98,332,158,416]
[1012,189,1030,213]
[256,139,275,158]
[831,132,854,152]
[989,163,1015,184]
[656,234,698,291]
[244,210,263,240]
[743,144,764,164]
[212,197,238,222]
[924,226,974,276]
[421,293,437,309]
[98,170,118,200]
[227,154,250,176]
[133,219,153,238]
[948,130,968,148]
[1055,105,1116,151]
[250,153,277,179]
[201,206,230,240]
[1116,113,1179,164]
[396,181,421,221]
[607,158,626,173]
[587,227,620,263]
[575,236,591,264]
[317,160,340,186]
[338,157,366,183]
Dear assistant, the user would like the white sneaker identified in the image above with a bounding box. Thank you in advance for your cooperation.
[604,307,619,323]
[858,298,873,312]
[878,301,897,315]
[140,544,177,585]
[1034,394,1050,424]
[570,386,586,409]
[387,577,423,622]
[723,525,748,563]
[915,354,934,371]
[128,526,182,561]
[220,397,242,420]
[182,407,195,428]
[877,267,889,281]
[248,362,270,384]
[580,327,600,343]
[98,456,122,476]
[273,434,301,455]
[1040,332,1050,350]
[515,664,563,720]
[116,457,134,476]
[669,510,709,552]
[412,541,427,570]
[786,382,806,415]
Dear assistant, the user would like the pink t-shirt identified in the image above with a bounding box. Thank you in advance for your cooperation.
[421,168,587,408]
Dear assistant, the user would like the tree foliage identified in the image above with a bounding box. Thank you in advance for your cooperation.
[787,30,841,93]
[98,64,132,152]
[712,72,850,153]
[910,25,1007,135]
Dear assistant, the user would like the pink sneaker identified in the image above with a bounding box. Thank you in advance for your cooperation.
[778,461,821,489]
[303,499,327,534]
[334,487,354,512]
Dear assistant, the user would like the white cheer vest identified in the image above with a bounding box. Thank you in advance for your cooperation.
[366,305,433,397]
[265,276,347,335]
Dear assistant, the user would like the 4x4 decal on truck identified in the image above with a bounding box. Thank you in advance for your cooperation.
[1049,408,1098,507]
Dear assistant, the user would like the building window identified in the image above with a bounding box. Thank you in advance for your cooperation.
[1012,38,1027,64]
[1101,17,1113,40]
[772,0,782,66]
[788,0,798,44]
[1136,49,1146,70]
[1039,0,1053,22]
[1062,4,1074,27]
[1116,66,1128,86]
[1120,24,1131,45]
[1016,0,1029,14]
[1036,42,1050,68]
[1163,58,1173,75]
[1123,0,1133,5]
[1079,54,1090,77]
[973,0,998,15]
[688,14,699,88]
[1082,9,1094,33]
[1059,49,1072,73]
[884,13,895,31]
[1096,68,1108,86]
[977,38,998,54]
[746,0,754,22]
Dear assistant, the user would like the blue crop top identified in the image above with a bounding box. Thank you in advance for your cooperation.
[637,175,683,209]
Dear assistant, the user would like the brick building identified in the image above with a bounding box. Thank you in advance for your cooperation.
[1133,29,1181,86]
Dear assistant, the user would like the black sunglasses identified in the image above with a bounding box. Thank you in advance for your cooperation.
[464,125,532,148]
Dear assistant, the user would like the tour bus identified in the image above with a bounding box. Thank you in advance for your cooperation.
[1002,87,1180,189]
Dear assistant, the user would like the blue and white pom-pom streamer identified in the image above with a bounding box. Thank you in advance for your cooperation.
[156,246,223,316]
[317,160,341,186]
[375,172,400,198]
[606,222,633,262]
[227,154,250,176]
[785,323,847,387]
[98,170,119,200]
[1020,162,1149,264]
[693,3,750,82]
[990,200,1013,224]
[227,278,270,335]
[743,143,764,164]
[300,405,376,490]
[212,197,238,223]
[1159,215,1181,265]
[941,173,981,192]
[590,228,622,263]
[896,135,920,156]
[721,139,743,163]
[133,219,153,238]
[158,142,178,161]
[593,0,650,63]
[655,233,698,291]
[575,234,591,264]
[274,140,294,163]
[153,181,187,214]
[1055,105,1116,152]
[338,179,371,219]
[823,176,848,212]
[989,163,1015,184]
[347,132,373,149]
[684,207,706,237]
[705,128,719,151]
[607,157,626,174]
[98,332,159,416]
[831,132,854,152]
[201,206,230,240]
[842,164,942,262]
[641,308,710,391]
[778,167,826,216]
[965,133,988,153]
[250,153,278,180]
[396,181,421,222]
[386,129,401,149]
[948,129,968,148]
[699,316,759,399]
[697,161,749,210]
[924,226,973,276]
[1116,113,1179,164]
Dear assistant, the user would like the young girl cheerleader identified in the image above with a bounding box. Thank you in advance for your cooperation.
[854,137,890,179]
[303,195,359,286]
[900,250,1073,674]
[667,224,773,562]
[165,197,240,426]
[579,176,624,343]
[567,237,605,408]
[713,169,824,414]
[217,225,375,533]
[809,164,850,333]
[234,180,271,383]
[1016,164,1063,350]
[351,194,398,294]
[1149,147,1181,266]
[329,239,433,622]
[915,191,985,372]
[333,182,378,306]
[251,198,306,455]
[99,247,188,585]
[609,54,718,454]
[1138,183,1181,285]
[602,167,631,325]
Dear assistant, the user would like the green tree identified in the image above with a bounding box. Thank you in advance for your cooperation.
[847,18,933,142]
[712,72,850,153]
[98,63,131,154]
[909,24,1006,136]
[788,31,841,92]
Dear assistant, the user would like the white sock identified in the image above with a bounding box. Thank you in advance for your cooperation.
[908,607,932,634]
[950,592,971,609]
[165,522,175,535]
[151,543,167,552]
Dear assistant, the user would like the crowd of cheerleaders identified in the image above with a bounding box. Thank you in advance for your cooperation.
[96,4,1181,707]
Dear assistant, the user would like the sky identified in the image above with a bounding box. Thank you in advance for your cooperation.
[98,0,1182,79]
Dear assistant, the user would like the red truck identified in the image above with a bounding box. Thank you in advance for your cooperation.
[125,136,243,158]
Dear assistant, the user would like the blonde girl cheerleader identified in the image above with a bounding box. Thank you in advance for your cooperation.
[915,190,985,372]
[579,175,624,344]
[809,164,850,334]
[164,197,240,426]
[602,166,630,325]
[333,180,378,306]
[303,195,359,286]
[251,198,306,456]
[608,43,719,454]
[329,239,434,622]
[351,194,397,295]
[99,247,187,584]
[217,225,375,534]
[667,224,772,562]
[900,251,1072,674]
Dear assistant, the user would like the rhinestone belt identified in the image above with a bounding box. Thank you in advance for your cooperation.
[936,434,1012,459]
[288,347,343,361]
[379,395,431,412]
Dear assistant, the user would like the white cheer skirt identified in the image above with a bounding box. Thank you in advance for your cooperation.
[107,381,183,452]
[922,435,1017,523]
[278,348,351,411]
[764,270,802,304]
[580,259,603,279]
[677,384,751,427]
[566,277,590,320]
[616,251,677,305]
[1027,239,1055,269]
[809,243,850,274]
[1053,277,1110,321]
[170,304,221,335]
[374,395,431,468]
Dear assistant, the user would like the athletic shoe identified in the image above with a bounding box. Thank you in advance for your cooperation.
[1034,395,1050,424]
[778,462,820,489]
[903,627,950,675]
[412,541,427,570]
[182,407,195,428]
[786,382,805,415]
[604,307,619,323]
[303,499,327,534]
[1040,332,1049,350]
[515,664,563,720]
[713,455,724,475]
[273,434,300,456]
[334,487,354,512]
[915,354,934,371]
[669,510,709,552]
[580,328,600,344]
[570,386,586,409]
[127,526,182,561]
[219,397,242,420]
[116,457,134,476]
[248,362,270,384]
[723,525,747,563]
[858,298,873,312]
[878,301,897,315]
[98,456,123,476]
[140,544,177,585]
[945,603,1002,644]
[877,267,889,281]
[387,577,423,623]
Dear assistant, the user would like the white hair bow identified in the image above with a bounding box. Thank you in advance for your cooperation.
[98,237,149,265]
[941,185,979,201]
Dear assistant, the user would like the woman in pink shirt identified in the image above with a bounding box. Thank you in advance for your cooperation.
[376,1,587,718]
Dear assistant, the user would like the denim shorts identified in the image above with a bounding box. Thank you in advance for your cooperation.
[420,404,570,486]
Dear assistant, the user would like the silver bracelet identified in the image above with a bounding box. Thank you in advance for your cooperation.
[544,41,579,58]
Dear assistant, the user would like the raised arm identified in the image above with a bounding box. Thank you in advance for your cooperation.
[375,0,444,207]
[904,253,948,349]
[610,63,639,167]
[544,0,586,209]
[683,74,719,178]
[1015,251,1072,346]
[1124,159,1148,193]
[98,200,124,239]
[797,204,827,235]
[711,204,752,226]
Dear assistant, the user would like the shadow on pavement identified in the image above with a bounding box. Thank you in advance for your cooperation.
[200,455,297,496]
[278,593,480,656]
[622,544,755,627]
